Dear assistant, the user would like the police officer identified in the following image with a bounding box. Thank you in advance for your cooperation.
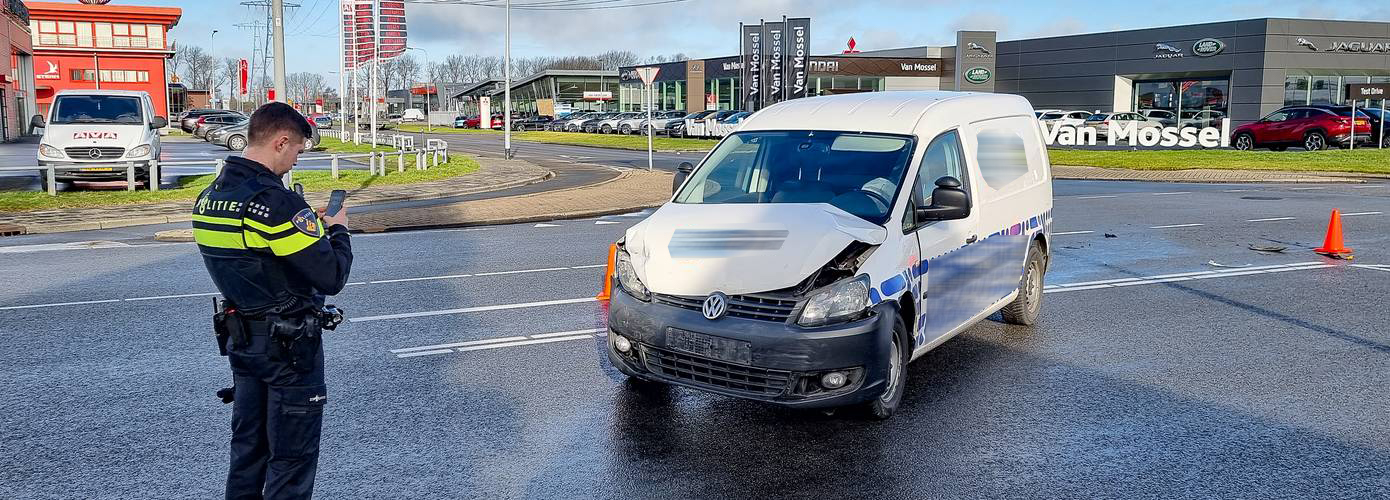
[193,102,353,500]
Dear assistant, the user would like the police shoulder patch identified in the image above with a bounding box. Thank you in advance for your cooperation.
[291,208,322,237]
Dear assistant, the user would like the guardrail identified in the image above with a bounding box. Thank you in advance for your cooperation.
[1,140,449,196]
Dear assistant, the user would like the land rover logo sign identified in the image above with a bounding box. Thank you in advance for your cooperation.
[1193,38,1225,57]
[964,67,991,84]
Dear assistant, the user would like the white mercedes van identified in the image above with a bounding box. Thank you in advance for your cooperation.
[33,89,166,185]
[605,91,1053,419]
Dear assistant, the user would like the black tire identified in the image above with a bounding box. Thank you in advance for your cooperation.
[601,124,612,134]
[514,123,524,131]
[1233,133,1255,151]
[1304,131,1327,151]
[38,169,52,189]
[1001,240,1047,326]
[619,125,630,135]
[228,135,247,151]
[1382,135,1390,149]
[1270,146,1288,152]
[859,315,909,420]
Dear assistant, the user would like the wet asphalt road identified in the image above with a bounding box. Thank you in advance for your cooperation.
[1,180,1388,499]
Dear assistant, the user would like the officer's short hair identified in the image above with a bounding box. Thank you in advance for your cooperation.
[247,102,313,146]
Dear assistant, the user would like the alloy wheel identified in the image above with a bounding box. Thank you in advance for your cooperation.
[1235,135,1253,151]
[880,337,902,405]
[1305,134,1325,151]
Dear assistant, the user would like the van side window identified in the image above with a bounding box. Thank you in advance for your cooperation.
[976,128,1030,189]
[905,130,966,231]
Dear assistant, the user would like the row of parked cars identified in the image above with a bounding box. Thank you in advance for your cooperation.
[1035,104,1389,151]
[176,108,322,152]
[544,109,751,138]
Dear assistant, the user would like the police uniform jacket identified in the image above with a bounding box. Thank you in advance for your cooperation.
[193,156,353,318]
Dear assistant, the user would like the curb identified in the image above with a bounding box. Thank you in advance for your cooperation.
[1052,165,1387,184]
[4,167,555,236]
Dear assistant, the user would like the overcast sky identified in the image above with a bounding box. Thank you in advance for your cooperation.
[139,0,1390,88]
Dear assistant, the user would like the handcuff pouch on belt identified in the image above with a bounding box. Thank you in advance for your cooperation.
[213,299,248,356]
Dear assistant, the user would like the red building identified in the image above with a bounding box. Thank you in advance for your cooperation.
[26,0,180,118]
[0,2,35,141]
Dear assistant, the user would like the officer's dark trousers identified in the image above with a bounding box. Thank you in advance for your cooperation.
[225,331,327,500]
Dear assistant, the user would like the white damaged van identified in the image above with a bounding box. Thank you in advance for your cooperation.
[33,89,166,185]
[605,91,1053,418]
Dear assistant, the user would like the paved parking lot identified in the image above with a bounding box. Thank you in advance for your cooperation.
[1,179,1387,499]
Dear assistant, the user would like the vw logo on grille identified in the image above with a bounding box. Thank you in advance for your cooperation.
[87,148,102,159]
[702,292,728,320]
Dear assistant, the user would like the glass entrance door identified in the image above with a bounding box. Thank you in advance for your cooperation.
[1134,78,1229,128]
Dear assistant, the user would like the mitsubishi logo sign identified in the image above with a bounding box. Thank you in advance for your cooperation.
[702,292,728,320]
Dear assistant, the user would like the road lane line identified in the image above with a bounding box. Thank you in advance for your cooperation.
[1052,230,1095,236]
[370,274,472,284]
[1341,211,1382,216]
[396,349,454,358]
[1287,187,1326,190]
[1043,262,1330,294]
[1247,217,1295,222]
[346,282,368,286]
[0,299,121,311]
[125,292,221,301]
[531,328,605,339]
[1150,223,1204,229]
[1222,189,1252,193]
[391,336,529,354]
[452,334,597,353]
[474,267,570,276]
[1151,191,1192,196]
[1349,185,1382,189]
[1352,265,1390,273]
[1075,195,1118,199]
[351,297,596,322]
[570,264,607,269]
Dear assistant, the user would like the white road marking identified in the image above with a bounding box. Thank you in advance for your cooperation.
[530,328,606,339]
[351,297,597,322]
[1341,211,1382,217]
[1222,189,1252,193]
[474,267,569,276]
[454,334,597,353]
[0,241,133,253]
[125,292,221,301]
[1247,217,1295,222]
[1287,187,1326,190]
[1052,230,1094,236]
[1349,185,1382,189]
[396,349,454,358]
[1150,223,1205,229]
[534,223,561,228]
[1151,191,1192,196]
[391,336,528,354]
[0,299,121,311]
[369,274,473,284]
[570,264,607,269]
[346,282,368,286]
[1044,262,1334,294]
[1351,264,1390,273]
[595,220,622,225]
[1075,195,1118,199]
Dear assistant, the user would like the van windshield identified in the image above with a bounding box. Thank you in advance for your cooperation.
[674,130,915,225]
[52,96,144,124]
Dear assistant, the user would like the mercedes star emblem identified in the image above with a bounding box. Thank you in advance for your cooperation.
[702,292,728,320]
[88,148,103,159]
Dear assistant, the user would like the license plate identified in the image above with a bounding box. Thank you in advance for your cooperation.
[665,327,752,364]
[80,168,114,172]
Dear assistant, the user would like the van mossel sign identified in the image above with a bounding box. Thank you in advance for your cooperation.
[1041,119,1231,148]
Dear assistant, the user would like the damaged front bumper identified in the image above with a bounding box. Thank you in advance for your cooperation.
[606,284,897,409]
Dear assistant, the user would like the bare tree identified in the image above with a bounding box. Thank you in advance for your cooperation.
[219,58,240,103]
[181,45,217,90]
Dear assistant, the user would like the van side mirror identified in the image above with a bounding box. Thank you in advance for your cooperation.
[673,162,694,193]
[150,116,168,129]
[30,115,45,130]
[915,176,971,221]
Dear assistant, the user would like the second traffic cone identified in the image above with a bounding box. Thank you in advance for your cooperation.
[596,243,618,301]
[1313,209,1352,258]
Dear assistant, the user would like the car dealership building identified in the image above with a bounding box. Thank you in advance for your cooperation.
[618,17,1389,126]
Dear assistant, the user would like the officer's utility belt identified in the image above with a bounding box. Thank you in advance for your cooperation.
[213,299,344,372]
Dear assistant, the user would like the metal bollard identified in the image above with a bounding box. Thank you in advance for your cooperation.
[368,153,377,176]
[397,150,405,173]
[149,160,160,191]
[331,154,340,179]
[417,150,425,170]
[47,165,57,195]
[126,162,135,191]
[215,158,226,176]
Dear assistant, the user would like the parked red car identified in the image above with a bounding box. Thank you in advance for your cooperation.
[1231,105,1372,151]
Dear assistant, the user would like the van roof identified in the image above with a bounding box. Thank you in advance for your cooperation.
[740,91,1031,135]
[54,89,150,98]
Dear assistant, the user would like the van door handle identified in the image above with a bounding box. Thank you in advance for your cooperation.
[965,234,978,244]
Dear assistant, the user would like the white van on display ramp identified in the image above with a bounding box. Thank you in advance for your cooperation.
[604,91,1054,419]
[33,89,166,185]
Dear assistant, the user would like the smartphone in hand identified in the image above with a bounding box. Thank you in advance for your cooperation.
[326,189,347,217]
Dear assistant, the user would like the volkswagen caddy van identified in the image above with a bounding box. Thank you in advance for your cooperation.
[33,90,166,185]
[605,91,1053,419]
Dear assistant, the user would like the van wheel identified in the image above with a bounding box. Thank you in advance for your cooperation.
[1304,131,1327,151]
[859,315,908,420]
[1233,133,1254,151]
[1002,240,1047,326]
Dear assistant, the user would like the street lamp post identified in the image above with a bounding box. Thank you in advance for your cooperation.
[407,46,431,133]
[211,30,219,109]
[503,0,512,159]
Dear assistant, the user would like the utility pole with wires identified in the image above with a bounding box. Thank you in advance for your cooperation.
[240,1,299,106]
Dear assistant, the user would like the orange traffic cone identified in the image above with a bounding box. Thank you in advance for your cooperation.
[596,243,618,301]
[1313,209,1353,258]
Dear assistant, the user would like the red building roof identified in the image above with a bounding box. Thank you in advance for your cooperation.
[25,1,181,25]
